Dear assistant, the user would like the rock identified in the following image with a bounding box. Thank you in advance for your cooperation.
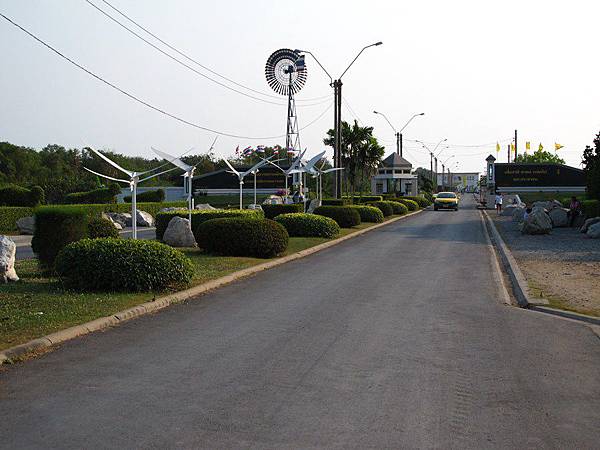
[106,212,130,228]
[162,217,196,247]
[135,210,154,227]
[580,217,600,233]
[548,207,569,228]
[159,207,185,213]
[247,204,263,211]
[101,213,123,231]
[194,203,216,210]
[307,199,321,214]
[520,209,552,235]
[511,206,526,222]
[16,216,35,235]
[587,222,600,239]
[0,235,18,283]
[531,201,552,211]
[501,204,519,216]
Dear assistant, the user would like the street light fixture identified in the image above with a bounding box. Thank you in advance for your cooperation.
[296,42,383,198]
[416,138,447,192]
[373,111,425,156]
[441,155,455,191]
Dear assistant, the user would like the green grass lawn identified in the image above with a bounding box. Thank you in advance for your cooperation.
[0,214,408,351]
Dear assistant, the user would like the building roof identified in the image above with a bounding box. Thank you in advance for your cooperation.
[381,153,412,168]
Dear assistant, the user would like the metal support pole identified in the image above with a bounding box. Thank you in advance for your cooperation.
[399,133,403,157]
[253,171,257,205]
[442,164,445,191]
[507,144,511,163]
[239,180,243,210]
[396,132,400,155]
[334,79,343,199]
[434,157,438,192]
[514,129,518,160]
[430,153,434,187]
[132,180,137,239]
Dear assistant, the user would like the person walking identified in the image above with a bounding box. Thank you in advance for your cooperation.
[495,192,503,214]
[568,196,582,227]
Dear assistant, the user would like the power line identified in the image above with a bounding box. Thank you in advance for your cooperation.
[0,12,331,140]
[92,0,331,104]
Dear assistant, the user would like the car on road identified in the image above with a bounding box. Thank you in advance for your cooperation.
[434,192,458,211]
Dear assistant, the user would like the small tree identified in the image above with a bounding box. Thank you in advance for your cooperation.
[582,131,600,200]
[514,150,565,164]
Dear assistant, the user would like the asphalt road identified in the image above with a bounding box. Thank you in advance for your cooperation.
[1,197,599,448]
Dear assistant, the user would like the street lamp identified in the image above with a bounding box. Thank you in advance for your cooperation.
[441,155,455,191]
[373,111,424,156]
[417,138,447,192]
[297,42,382,198]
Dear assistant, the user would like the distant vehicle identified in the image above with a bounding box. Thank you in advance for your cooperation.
[432,193,438,199]
[434,192,458,211]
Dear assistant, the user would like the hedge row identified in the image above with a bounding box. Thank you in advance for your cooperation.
[314,206,361,228]
[395,198,419,211]
[582,199,600,218]
[0,206,35,232]
[64,184,121,204]
[321,198,350,206]
[195,218,288,258]
[350,205,384,223]
[348,195,383,203]
[56,238,194,291]
[261,203,303,219]
[275,213,340,238]
[402,196,431,207]
[0,184,45,207]
[387,201,409,215]
[124,189,165,203]
[155,209,263,240]
[368,201,393,217]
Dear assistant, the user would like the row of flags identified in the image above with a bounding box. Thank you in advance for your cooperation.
[495,141,564,154]
[234,145,298,157]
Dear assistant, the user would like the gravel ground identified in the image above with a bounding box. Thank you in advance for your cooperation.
[493,213,600,316]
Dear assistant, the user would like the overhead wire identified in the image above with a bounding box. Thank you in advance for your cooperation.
[0,12,331,140]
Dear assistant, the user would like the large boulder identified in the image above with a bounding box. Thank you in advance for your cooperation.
[580,217,600,233]
[548,207,569,228]
[532,201,553,211]
[135,210,154,227]
[587,222,600,239]
[159,207,185,213]
[520,209,552,235]
[162,217,196,247]
[106,212,130,228]
[0,235,18,283]
[511,206,526,222]
[194,203,216,210]
[247,204,263,211]
[307,198,321,214]
[501,204,519,216]
[101,212,123,231]
[16,216,35,235]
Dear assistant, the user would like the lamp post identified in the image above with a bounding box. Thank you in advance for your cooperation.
[441,155,455,191]
[417,138,447,192]
[373,111,424,157]
[297,42,382,198]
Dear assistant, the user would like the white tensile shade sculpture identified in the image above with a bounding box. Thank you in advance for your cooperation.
[262,149,306,201]
[224,156,275,209]
[311,164,344,203]
[83,147,178,239]
[287,150,326,209]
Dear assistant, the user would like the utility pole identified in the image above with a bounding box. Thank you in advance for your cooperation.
[430,152,434,188]
[399,133,403,157]
[514,129,518,160]
[396,132,400,156]
[441,164,445,191]
[507,144,511,163]
[434,157,438,192]
[333,79,342,198]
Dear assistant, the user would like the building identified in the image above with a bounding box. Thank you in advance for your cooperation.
[436,171,480,192]
[371,153,418,196]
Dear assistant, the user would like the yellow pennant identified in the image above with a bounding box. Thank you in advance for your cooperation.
[555,143,564,151]
[496,142,500,153]
[511,143,515,154]
[538,143,544,152]
[525,141,531,151]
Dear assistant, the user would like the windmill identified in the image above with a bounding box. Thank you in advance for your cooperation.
[83,147,179,239]
[223,156,275,209]
[265,48,307,179]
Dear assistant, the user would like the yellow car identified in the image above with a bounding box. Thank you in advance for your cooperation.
[434,192,459,211]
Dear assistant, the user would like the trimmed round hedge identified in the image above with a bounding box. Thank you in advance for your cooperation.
[55,238,194,291]
[275,213,340,238]
[368,201,393,217]
[88,217,119,238]
[262,203,303,219]
[313,206,361,228]
[395,198,419,211]
[350,205,384,223]
[195,218,288,258]
[387,201,409,215]
[0,184,45,207]
[403,196,430,207]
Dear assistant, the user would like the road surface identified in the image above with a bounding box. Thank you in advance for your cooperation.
[1,197,599,448]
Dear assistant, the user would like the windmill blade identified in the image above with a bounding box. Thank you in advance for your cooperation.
[138,166,179,183]
[207,135,218,152]
[286,149,307,174]
[322,167,344,174]
[83,166,130,184]
[303,151,326,172]
[287,169,304,175]
[243,155,275,177]
[151,146,194,172]
[88,147,134,177]
[223,159,240,176]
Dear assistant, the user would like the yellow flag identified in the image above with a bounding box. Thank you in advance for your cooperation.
[525,141,531,151]
[511,143,515,154]
[538,143,543,152]
[496,142,500,153]
[555,143,564,151]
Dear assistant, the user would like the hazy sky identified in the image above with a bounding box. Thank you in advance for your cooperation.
[1,0,599,174]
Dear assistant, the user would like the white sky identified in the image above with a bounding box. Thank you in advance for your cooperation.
[1,0,599,174]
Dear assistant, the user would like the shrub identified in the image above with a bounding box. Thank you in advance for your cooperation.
[124,189,165,203]
[321,198,350,206]
[403,196,430,207]
[31,206,89,269]
[0,184,45,207]
[346,195,383,204]
[368,201,394,217]
[195,218,288,258]
[422,191,434,203]
[275,213,340,238]
[350,205,384,223]
[395,198,419,211]
[261,203,303,219]
[155,209,263,241]
[55,238,194,291]
[64,183,121,204]
[314,206,361,228]
[0,206,35,233]
[87,217,119,238]
[386,201,409,215]
[582,199,600,218]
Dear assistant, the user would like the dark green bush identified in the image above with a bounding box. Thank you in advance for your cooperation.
[195,218,288,258]
[155,209,263,240]
[55,238,194,291]
[31,206,89,269]
[0,206,34,233]
[368,201,394,217]
[582,199,600,218]
[422,192,434,203]
[124,189,165,203]
[314,206,361,228]
[395,198,419,211]
[275,213,340,238]
[0,184,45,207]
[321,198,350,206]
[350,205,384,223]
[402,196,430,207]
[350,195,383,204]
[386,201,409,215]
[88,217,119,238]
[64,183,121,204]
[261,203,303,219]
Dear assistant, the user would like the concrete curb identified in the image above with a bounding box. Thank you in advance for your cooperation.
[0,209,423,364]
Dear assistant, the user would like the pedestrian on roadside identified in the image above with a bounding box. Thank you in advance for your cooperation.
[568,196,582,227]
[495,191,503,214]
